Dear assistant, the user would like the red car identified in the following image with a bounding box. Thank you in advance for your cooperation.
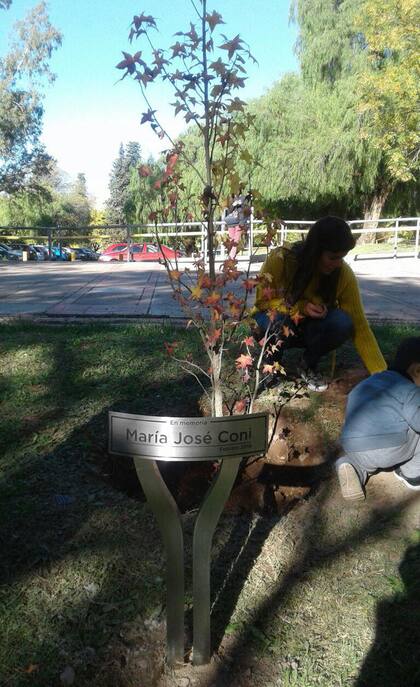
[99,242,181,262]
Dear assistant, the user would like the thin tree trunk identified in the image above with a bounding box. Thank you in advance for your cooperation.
[360,187,390,243]
[210,350,223,416]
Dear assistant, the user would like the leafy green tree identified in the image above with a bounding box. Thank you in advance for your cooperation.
[355,0,419,185]
[242,74,383,219]
[290,0,418,224]
[125,157,163,224]
[105,141,142,223]
[0,2,62,195]
[1,163,93,231]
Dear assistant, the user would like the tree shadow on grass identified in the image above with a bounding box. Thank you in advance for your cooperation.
[355,540,420,687]
[0,372,203,687]
[206,461,330,653]
[0,323,206,686]
[196,480,420,687]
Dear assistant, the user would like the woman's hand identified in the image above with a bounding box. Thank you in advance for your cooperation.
[304,302,328,319]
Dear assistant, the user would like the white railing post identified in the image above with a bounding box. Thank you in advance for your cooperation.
[249,207,254,261]
[280,221,285,246]
[393,219,399,258]
[415,219,420,259]
[201,222,207,269]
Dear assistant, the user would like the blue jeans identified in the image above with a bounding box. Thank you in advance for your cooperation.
[254,308,354,370]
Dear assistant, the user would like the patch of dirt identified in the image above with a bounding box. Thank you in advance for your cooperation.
[103,367,370,517]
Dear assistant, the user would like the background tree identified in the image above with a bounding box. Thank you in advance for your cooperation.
[355,0,420,186]
[289,0,419,225]
[105,141,142,223]
[125,157,163,224]
[0,2,62,195]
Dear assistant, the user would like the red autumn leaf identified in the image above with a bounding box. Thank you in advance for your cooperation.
[236,353,253,369]
[227,97,247,113]
[164,341,179,355]
[234,399,247,413]
[207,329,222,346]
[148,211,157,221]
[116,55,136,73]
[219,34,243,60]
[262,364,274,374]
[138,165,151,177]
[204,292,221,306]
[199,274,213,289]
[282,325,294,338]
[171,41,186,57]
[291,311,305,325]
[140,109,157,124]
[243,278,258,291]
[210,305,223,321]
[242,336,255,347]
[25,664,39,674]
[206,10,225,32]
[169,269,182,280]
[133,14,157,30]
[154,180,162,189]
[166,152,179,170]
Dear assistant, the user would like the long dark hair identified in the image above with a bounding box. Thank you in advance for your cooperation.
[391,337,420,376]
[287,216,356,306]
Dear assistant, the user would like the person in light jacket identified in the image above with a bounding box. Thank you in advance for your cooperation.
[337,337,420,500]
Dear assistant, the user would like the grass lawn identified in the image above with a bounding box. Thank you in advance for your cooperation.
[0,321,419,687]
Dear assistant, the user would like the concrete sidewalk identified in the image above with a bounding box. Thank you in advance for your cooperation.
[0,256,419,323]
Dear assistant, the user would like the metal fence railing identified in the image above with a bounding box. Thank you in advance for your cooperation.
[0,216,419,263]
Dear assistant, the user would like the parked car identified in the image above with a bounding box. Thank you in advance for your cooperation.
[9,242,39,260]
[0,245,19,262]
[98,242,181,262]
[33,245,49,260]
[101,243,128,255]
[51,246,71,261]
[68,247,99,261]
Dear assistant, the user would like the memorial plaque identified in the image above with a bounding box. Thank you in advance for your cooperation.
[108,410,269,666]
[109,411,268,460]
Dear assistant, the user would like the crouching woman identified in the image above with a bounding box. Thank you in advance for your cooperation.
[253,216,386,391]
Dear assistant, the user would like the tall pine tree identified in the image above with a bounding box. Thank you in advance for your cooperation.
[106,142,141,224]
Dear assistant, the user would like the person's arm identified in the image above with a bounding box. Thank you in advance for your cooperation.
[255,248,288,312]
[337,265,387,373]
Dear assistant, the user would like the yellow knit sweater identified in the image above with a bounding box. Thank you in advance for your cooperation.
[254,247,386,374]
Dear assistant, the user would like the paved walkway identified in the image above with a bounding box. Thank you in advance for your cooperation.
[0,256,419,322]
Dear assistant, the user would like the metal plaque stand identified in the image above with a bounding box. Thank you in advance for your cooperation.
[134,455,242,665]
[133,458,185,665]
[109,411,268,666]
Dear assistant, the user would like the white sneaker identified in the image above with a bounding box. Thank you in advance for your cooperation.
[394,467,420,491]
[337,462,365,501]
[298,367,328,392]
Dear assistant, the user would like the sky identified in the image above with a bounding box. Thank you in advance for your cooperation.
[1,1,299,207]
